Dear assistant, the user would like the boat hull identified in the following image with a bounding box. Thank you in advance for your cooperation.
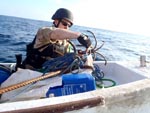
[0,61,150,113]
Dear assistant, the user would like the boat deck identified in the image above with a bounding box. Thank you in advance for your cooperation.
[95,61,149,87]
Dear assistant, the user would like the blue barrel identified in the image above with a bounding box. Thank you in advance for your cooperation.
[0,65,11,84]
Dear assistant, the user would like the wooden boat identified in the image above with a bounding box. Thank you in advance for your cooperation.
[0,60,150,113]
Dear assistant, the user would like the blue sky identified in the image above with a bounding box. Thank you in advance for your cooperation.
[0,0,150,36]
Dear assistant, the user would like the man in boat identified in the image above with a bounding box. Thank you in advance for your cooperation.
[22,8,92,70]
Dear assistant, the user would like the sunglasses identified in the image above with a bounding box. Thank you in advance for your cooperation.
[61,21,72,27]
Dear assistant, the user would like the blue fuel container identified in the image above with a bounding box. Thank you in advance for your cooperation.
[46,73,96,97]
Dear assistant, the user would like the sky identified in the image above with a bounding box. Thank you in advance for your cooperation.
[0,0,150,36]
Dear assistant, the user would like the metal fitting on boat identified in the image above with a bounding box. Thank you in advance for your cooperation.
[140,55,146,67]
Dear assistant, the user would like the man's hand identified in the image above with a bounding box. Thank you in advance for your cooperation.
[77,34,91,48]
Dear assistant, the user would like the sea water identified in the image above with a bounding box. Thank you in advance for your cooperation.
[0,15,149,63]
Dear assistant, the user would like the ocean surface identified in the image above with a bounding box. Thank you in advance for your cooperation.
[0,15,150,63]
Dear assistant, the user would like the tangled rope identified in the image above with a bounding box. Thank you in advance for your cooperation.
[87,30,107,65]
[77,30,107,65]
[84,31,116,88]
[92,64,116,88]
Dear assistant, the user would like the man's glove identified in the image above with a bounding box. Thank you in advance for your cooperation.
[77,34,91,48]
